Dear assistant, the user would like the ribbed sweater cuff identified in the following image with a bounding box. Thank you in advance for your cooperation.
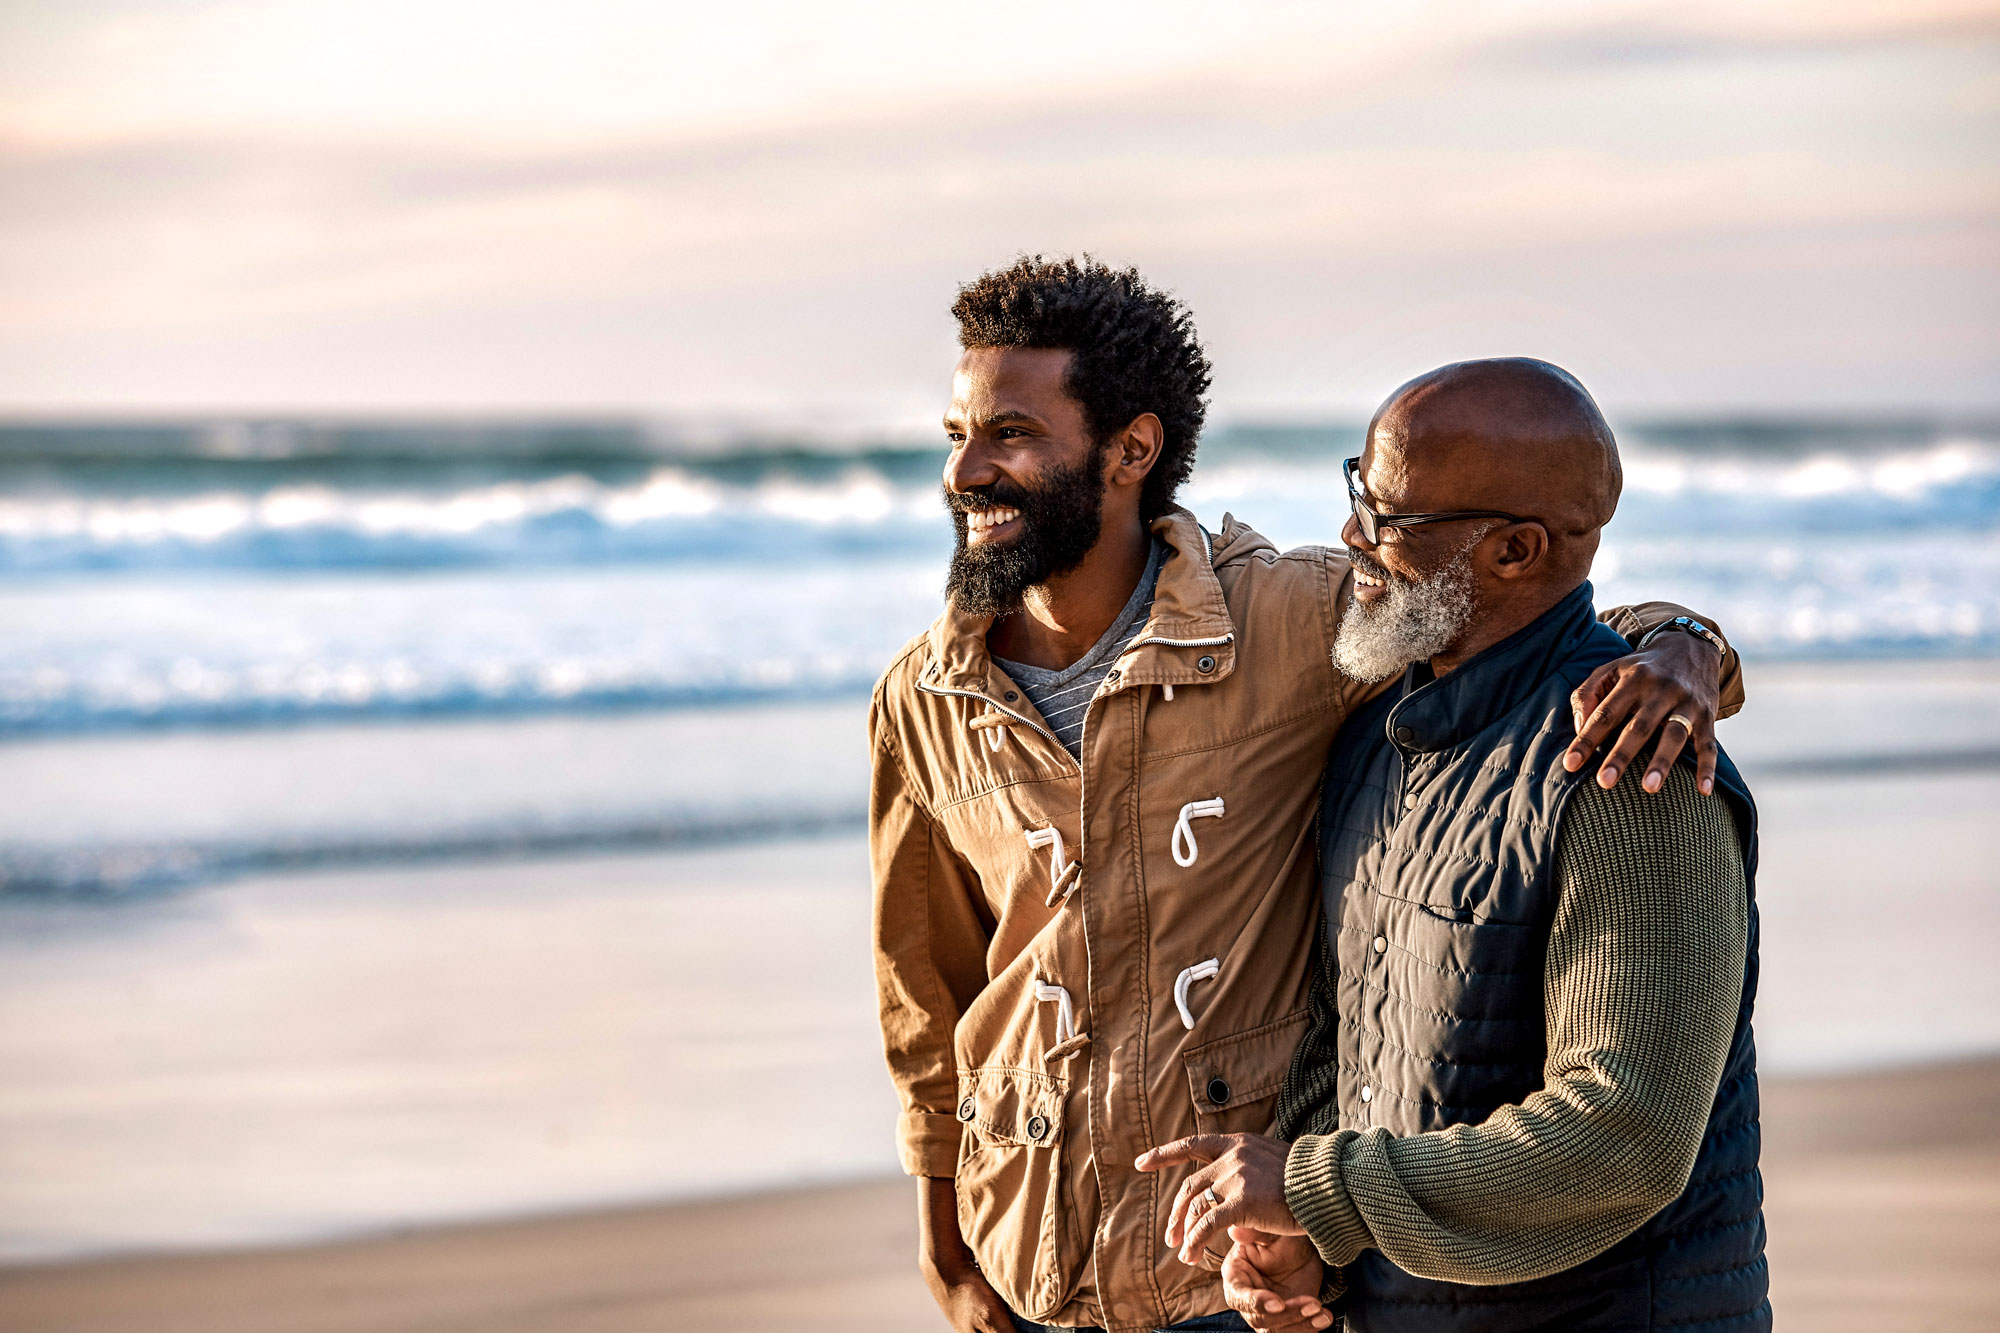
[1284,1132,1372,1266]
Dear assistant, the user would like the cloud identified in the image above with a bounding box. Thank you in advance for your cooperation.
[0,0,1992,411]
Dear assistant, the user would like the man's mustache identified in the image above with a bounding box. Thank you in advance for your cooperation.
[944,483,1033,515]
[1349,547,1396,584]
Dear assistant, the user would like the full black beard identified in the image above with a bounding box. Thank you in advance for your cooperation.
[943,447,1109,619]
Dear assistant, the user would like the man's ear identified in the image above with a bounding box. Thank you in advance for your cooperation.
[1487,521,1550,580]
[1107,413,1165,489]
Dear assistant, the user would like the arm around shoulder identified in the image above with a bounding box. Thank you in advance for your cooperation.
[1598,600,1743,718]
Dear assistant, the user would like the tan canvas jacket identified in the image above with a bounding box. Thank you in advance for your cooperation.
[867,507,1743,1332]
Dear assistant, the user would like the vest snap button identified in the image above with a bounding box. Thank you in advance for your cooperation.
[1394,725,1414,743]
[1206,1076,1231,1106]
[1196,655,1216,673]
[1359,1084,1373,1103]
[1106,669,1120,682]
[1372,935,1386,955]
[1004,691,1017,702]
[1404,791,1420,810]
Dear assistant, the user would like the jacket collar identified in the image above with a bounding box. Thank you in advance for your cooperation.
[1386,580,1603,755]
[925,506,1237,694]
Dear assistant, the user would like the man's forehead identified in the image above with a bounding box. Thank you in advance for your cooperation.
[947,346,1073,419]
[1359,426,1414,501]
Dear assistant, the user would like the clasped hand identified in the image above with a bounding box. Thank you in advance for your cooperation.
[1135,1134,1334,1331]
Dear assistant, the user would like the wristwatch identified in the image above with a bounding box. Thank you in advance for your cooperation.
[1637,615,1726,657]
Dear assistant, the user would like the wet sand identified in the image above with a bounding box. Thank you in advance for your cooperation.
[2,1057,1995,1332]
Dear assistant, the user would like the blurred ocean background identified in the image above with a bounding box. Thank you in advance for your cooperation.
[3,413,1995,895]
[2,3,1995,1302]
[2,413,1998,1265]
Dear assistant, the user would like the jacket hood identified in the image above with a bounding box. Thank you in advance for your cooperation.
[1196,510,1278,570]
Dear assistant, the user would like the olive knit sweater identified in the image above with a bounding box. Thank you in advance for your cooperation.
[1276,760,1749,1289]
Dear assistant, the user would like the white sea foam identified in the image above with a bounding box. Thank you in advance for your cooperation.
[0,422,1993,737]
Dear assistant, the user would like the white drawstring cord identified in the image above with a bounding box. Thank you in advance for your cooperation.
[1171,798,1226,868]
[1034,980,1076,1042]
[1173,959,1220,1030]
[1024,827,1079,905]
[1162,684,1174,701]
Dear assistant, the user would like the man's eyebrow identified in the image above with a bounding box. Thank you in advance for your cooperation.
[942,409,1045,432]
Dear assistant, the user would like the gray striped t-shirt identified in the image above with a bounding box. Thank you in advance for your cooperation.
[992,539,1167,761]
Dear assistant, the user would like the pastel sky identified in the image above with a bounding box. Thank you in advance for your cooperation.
[1,0,1995,422]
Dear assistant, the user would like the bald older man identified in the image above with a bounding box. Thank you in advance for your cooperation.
[1137,359,1769,1332]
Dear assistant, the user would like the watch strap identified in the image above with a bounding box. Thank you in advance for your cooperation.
[1637,615,1726,656]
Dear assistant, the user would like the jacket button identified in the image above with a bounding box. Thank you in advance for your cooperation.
[1394,725,1414,743]
[1025,1115,1049,1141]
[957,1097,976,1122]
[1404,791,1420,810]
[1359,1084,1374,1103]
[1196,655,1216,673]
[1004,691,1017,702]
[1372,935,1386,954]
[1206,1077,1231,1106]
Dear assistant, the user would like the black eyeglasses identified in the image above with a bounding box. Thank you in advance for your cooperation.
[1343,456,1530,545]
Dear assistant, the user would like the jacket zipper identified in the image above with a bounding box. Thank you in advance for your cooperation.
[1120,631,1234,653]
[915,674,1081,775]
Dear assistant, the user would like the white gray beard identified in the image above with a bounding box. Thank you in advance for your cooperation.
[1333,546,1481,683]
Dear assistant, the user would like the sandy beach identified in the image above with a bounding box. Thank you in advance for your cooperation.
[1,1057,1994,1332]
[1,663,1995,1328]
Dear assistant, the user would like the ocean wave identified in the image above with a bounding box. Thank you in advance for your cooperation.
[0,467,952,573]
[2,526,1996,738]
[1,421,1994,575]
[1,418,1996,737]
[0,806,867,898]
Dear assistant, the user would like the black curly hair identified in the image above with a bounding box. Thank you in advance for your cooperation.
[951,255,1212,522]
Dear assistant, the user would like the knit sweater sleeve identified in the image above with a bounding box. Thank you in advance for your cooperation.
[1280,763,1749,1284]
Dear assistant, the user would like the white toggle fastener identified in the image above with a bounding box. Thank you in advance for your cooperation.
[1034,980,1076,1042]
[1171,798,1226,868]
[1162,684,1175,701]
[1024,827,1076,902]
[968,709,1010,752]
[1174,958,1220,1030]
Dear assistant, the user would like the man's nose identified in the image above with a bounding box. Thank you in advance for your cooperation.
[1340,510,1370,552]
[944,437,999,495]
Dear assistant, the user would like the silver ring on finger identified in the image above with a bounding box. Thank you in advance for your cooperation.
[1201,1186,1222,1210]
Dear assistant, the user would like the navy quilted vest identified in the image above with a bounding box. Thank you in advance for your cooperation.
[1286,582,1769,1332]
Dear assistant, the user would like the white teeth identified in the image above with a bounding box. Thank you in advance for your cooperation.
[967,508,1019,532]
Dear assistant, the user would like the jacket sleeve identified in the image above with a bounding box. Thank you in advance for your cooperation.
[1598,601,1746,719]
[869,687,994,1178]
[1280,764,1749,1282]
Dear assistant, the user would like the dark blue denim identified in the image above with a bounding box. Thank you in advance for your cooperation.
[1010,1311,1251,1333]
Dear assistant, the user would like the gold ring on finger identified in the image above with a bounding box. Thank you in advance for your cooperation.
[1666,713,1694,733]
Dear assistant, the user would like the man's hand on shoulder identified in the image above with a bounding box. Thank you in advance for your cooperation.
[1223,1227,1335,1331]
[1565,628,1723,796]
[919,1177,1016,1333]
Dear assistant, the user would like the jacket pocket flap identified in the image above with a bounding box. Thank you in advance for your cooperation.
[958,1066,1066,1148]
[1181,1009,1309,1114]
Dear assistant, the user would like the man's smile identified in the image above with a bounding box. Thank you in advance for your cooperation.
[1351,554,1390,604]
[964,506,1022,543]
